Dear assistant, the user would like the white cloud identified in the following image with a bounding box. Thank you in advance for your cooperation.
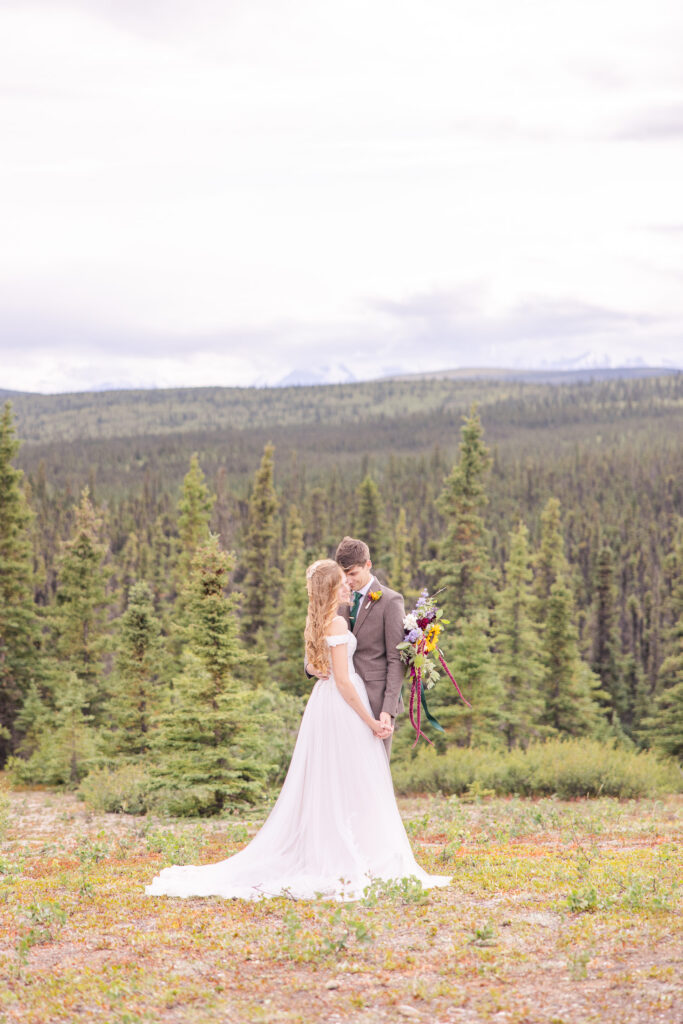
[1,0,682,391]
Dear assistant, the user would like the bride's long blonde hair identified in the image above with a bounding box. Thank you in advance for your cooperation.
[304,559,343,675]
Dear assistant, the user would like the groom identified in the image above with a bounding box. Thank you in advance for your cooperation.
[335,536,406,757]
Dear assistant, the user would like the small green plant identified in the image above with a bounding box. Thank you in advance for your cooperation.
[320,906,373,954]
[361,875,429,907]
[460,780,496,803]
[16,900,67,961]
[566,883,599,913]
[75,833,109,866]
[78,878,96,898]
[568,948,592,980]
[222,822,249,843]
[405,812,431,836]
[0,779,10,840]
[276,900,374,962]
[145,826,204,865]
[468,920,496,947]
[280,906,302,956]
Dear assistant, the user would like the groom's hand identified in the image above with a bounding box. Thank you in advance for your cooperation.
[379,712,394,737]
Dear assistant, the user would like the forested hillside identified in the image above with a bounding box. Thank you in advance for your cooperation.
[1,373,681,808]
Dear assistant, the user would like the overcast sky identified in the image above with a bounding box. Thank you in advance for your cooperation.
[2,0,682,392]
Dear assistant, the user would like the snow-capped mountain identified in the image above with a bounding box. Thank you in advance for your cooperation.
[275,363,357,387]
[538,352,649,371]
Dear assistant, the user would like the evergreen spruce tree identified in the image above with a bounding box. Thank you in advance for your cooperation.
[408,523,421,587]
[541,577,601,736]
[0,402,41,762]
[391,508,411,596]
[355,475,387,566]
[430,405,495,623]
[306,487,326,554]
[493,523,545,749]
[150,512,175,606]
[277,505,309,694]
[117,530,140,608]
[532,497,569,624]
[590,545,627,726]
[432,609,502,748]
[640,521,683,758]
[12,682,49,761]
[107,582,164,761]
[641,627,683,759]
[151,535,271,815]
[176,453,215,581]
[242,444,280,644]
[8,672,96,787]
[50,488,110,717]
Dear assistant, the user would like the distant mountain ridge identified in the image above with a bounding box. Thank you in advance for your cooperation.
[383,366,681,385]
[1,364,680,401]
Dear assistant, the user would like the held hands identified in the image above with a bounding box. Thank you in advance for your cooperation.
[371,712,394,739]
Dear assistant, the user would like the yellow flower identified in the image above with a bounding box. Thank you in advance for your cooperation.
[424,622,441,652]
[369,590,382,601]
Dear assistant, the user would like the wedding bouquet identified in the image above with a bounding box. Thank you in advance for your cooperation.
[398,589,471,745]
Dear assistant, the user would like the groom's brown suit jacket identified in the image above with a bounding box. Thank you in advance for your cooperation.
[340,576,406,722]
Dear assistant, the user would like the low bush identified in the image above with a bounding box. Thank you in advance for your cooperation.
[78,763,151,814]
[392,738,682,799]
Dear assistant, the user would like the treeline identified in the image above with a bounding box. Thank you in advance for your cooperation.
[0,376,681,813]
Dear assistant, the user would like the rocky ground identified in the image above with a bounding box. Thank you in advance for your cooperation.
[1,788,681,1023]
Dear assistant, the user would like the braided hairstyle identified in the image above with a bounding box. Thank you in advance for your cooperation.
[304,559,343,675]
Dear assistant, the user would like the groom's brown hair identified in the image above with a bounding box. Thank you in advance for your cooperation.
[336,536,370,569]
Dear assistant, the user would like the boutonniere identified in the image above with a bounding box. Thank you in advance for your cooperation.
[366,590,383,608]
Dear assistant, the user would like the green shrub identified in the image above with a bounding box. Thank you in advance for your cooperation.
[392,738,682,799]
[0,776,10,840]
[144,825,204,865]
[78,763,151,814]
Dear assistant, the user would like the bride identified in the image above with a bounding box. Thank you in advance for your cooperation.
[145,559,451,901]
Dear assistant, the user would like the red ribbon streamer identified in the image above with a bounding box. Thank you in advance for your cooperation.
[409,644,432,747]
[437,650,472,707]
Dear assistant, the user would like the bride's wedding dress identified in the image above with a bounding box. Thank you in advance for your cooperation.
[145,631,451,901]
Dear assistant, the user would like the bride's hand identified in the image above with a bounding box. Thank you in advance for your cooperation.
[370,719,390,737]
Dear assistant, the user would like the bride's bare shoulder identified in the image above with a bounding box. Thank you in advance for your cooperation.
[328,615,347,635]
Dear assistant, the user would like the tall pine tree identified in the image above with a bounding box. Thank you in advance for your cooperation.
[151,535,271,815]
[391,508,411,596]
[493,523,545,750]
[176,452,215,581]
[355,475,387,567]
[8,671,96,787]
[242,444,280,645]
[277,505,309,694]
[541,577,601,737]
[50,488,110,717]
[107,582,165,761]
[590,545,627,727]
[640,520,683,758]
[431,405,495,623]
[0,403,41,763]
[433,609,502,748]
[532,497,569,624]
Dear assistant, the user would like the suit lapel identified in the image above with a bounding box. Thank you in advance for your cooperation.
[353,577,378,636]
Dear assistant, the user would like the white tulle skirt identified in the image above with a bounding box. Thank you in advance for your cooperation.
[145,670,451,901]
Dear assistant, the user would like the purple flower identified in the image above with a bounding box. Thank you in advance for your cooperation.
[407,628,422,643]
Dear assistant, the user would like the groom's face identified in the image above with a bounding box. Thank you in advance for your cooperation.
[343,560,372,592]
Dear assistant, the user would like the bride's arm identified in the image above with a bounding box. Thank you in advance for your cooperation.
[328,620,383,732]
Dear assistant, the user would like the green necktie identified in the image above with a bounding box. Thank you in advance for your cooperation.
[350,590,362,627]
